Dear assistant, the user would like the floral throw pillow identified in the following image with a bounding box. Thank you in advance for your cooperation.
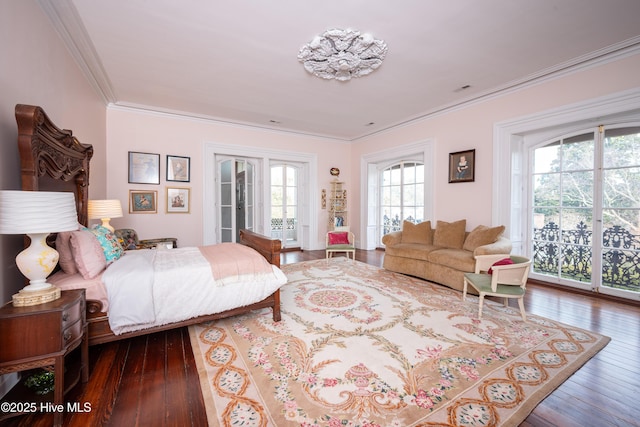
[91,225,125,264]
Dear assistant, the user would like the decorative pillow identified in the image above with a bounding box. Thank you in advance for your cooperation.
[433,219,467,249]
[70,229,107,279]
[328,232,350,245]
[91,225,125,263]
[401,220,432,244]
[463,225,506,252]
[488,257,514,274]
[114,228,139,250]
[55,231,78,274]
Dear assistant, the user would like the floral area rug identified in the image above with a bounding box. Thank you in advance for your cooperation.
[189,258,609,427]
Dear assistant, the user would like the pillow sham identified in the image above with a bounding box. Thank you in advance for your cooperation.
[91,225,125,263]
[55,231,78,274]
[70,229,107,279]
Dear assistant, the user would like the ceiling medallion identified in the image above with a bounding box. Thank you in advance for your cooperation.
[298,28,388,82]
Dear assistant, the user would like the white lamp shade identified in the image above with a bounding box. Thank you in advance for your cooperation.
[0,191,78,234]
[0,191,78,296]
[88,199,123,219]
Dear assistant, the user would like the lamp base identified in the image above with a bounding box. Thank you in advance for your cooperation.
[12,285,61,307]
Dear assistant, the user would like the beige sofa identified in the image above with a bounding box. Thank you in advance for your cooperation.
[382,219,512,292]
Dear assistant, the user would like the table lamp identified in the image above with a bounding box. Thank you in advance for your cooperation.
[88,199,123,232]
[0,191,78,306]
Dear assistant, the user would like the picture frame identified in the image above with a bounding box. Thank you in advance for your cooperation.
[129,190,158,214]
[166,186,190,213]
[128,151,160,184]
[448,149,475,183]
[166,155,190,182]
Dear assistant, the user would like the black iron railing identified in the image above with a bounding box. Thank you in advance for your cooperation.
[383,214,422,235]
[533,221,640,292]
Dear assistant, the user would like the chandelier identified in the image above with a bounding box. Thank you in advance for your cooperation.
[298,28,388,82]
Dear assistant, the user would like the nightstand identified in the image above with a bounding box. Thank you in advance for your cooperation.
[0,289,89,427]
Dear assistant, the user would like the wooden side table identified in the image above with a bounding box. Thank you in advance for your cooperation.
[0,289,89,427]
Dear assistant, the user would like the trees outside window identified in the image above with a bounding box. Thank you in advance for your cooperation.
[532,126,640,296]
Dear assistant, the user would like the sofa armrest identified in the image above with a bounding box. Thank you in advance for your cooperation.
[473,236,512,256]
[382,231,403,247]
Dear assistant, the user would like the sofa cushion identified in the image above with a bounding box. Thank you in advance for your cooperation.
[384,243,439,261]
[463,225,506,252]
[428,248,476,272]
[401,220,432,244]
[433,219,466,249]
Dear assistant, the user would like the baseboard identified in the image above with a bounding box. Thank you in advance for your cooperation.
[529,279,640,307]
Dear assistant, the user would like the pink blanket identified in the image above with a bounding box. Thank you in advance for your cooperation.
[198,242,275,282]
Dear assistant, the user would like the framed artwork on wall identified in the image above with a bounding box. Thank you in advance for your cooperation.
[448,149,475,183]
[166,155,190,182]
[128,151,160,184]
[129,190,158,213]
[166,186,190,213]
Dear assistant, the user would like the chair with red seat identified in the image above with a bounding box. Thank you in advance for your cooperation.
[325,226,355,260]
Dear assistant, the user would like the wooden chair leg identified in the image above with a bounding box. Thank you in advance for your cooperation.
[478,294,485,319]
[517,298,527,321]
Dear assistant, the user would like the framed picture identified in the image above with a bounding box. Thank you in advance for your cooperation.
[129,190,157,213]
[128,151,160,184]
[166,155,190,182]
[166,186,190,213]
[448,149,475,183]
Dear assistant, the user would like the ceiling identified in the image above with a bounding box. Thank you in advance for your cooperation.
[40,0,640,141]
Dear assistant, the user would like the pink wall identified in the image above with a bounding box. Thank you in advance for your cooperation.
[106,108,349,247]
[0,1,106,303]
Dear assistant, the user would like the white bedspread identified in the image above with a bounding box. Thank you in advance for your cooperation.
[102,246,287,335]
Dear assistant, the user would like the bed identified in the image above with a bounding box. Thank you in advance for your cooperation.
[16,104,286,345]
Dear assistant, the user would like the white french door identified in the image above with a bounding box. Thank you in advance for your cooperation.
[270,163,300,248]
[217,156,257,243]
[531,124,640,301]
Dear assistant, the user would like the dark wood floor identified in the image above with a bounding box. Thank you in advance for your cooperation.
[5,249,640,426]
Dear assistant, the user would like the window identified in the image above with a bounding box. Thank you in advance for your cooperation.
[270,164,299,247]
[531,126,640,299]
[532,132,595,284]
[361,140,433,250]
[492,90,640,301]
[379,161,425,242]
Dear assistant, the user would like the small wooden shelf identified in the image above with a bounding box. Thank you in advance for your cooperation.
[328,180,347,230]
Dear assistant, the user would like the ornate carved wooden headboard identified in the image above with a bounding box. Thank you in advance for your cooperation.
[16,104,94,227]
